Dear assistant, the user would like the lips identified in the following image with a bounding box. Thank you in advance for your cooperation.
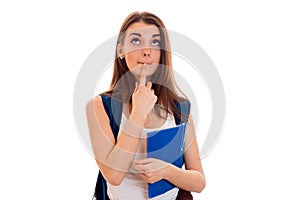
[137,62,151,65]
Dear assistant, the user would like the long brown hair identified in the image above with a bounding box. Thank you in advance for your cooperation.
[103,11,188,121]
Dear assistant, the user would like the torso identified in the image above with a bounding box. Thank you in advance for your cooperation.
[107,104,179,199]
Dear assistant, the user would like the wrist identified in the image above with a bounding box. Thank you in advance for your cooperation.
[164,164,180,181]
[122,117,144,138]
[130,110,146,126]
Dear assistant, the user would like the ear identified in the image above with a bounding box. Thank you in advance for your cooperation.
[117,44,124,59]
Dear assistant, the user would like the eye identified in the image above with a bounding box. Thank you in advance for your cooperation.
[131,38,141,45]
[152,39,160,46]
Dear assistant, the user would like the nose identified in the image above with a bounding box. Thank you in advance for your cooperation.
[142,48,151,57]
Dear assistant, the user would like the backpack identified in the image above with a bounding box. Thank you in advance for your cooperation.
[93,93,192,200]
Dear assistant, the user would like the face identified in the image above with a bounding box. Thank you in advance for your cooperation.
[120,22,161,79]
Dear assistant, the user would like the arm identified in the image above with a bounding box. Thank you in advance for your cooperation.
[86,97,145,186]
[86,64,157,186]
[165,115,205,192]
[134,115,206,192]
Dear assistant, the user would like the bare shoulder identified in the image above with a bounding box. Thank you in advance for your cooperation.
[86,96,110,123]
[86,95,101,106]
[86,95,115,144]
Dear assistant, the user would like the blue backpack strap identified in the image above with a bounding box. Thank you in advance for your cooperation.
[174,99,193,199]
[174,99,191,125]
[94,94,122,200]
[100,94,123,140]
[173,99,191,168]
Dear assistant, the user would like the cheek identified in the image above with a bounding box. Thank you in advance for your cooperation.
[152,50,161,63]
[125,52,139,70]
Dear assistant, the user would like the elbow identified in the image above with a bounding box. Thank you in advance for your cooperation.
[196,178,206,193]
[96,161,127,186]
[105,172,126,186]
[195,181,206,193]
[107,177,123,186]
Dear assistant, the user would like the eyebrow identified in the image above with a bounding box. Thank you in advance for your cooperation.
[129,33,142,37]
[129,33,161,38]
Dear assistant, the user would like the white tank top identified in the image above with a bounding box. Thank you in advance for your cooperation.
[107,112,179,200]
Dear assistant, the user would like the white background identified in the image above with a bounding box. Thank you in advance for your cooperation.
[1,0,299,199]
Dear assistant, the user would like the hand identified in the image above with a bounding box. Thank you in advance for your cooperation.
[133,158,171,184]
[131,64,157,121]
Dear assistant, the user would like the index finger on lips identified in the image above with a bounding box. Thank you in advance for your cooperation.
[139,64,146,87]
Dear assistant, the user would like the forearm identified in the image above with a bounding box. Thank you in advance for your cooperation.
[101,112,145,184]
[106,118,143,170]
[165,165,206,193]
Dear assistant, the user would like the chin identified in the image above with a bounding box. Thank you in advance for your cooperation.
[130,69,156,77]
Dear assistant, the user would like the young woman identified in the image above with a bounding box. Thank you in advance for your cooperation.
[86,11,205,200]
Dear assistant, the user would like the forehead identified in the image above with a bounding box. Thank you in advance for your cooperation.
[126,22,160,37]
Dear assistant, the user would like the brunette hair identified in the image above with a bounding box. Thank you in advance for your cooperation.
[103,11,188,121]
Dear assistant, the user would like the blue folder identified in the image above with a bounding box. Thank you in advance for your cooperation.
[147,123,187,198]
